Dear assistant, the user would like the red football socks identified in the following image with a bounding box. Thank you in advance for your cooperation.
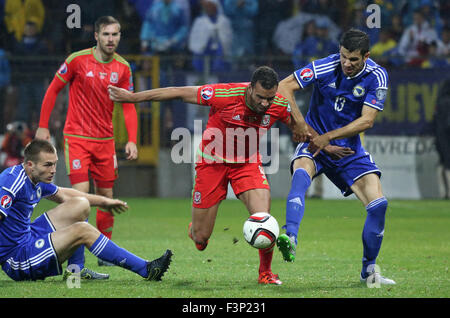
[96,209,114,239]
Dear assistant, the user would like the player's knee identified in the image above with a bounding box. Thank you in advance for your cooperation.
[71,221,97,243]
[68,197,91,219]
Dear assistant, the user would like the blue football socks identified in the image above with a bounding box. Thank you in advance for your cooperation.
[88,234,148,278]
[68,245,85,271]
[67,218,88,270]
[361,197,388,278]
[283,168,311,244]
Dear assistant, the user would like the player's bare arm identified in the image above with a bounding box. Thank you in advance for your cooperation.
[278,74,311,142]
[286,117,354,160]
[308,105,378,157]
[35,127,51,141]
[108,85,199,105]
[48,187,128,215]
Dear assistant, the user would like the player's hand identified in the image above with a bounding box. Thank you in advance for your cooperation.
[308,134,331,157]
[125,142,138,160]
[100,198,129,215]
[108,85,134,102]
[323,145,355,160]
[35,127,51,141]
[291,121,312,143]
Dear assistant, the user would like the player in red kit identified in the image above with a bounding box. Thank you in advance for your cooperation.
[108,66,354,284]
[35,16,138,277]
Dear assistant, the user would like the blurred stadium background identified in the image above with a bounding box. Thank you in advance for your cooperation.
[0,0,449,201]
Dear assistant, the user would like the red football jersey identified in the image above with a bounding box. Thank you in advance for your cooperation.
[55,47,134,139]
[196,83,291,163]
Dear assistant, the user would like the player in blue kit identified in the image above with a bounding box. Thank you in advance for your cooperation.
[0,139,172,281]
[276,29,396,285]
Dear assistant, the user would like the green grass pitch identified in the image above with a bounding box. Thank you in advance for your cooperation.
[0,198,449,298]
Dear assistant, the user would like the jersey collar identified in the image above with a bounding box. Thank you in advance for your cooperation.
[92,46,114,64]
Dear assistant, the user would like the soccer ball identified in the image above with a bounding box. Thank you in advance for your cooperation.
[243,212,279,249]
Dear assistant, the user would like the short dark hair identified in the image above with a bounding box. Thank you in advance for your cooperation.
[24,139,56,163]
[94,16,120,33]
[250,66,279,90]
[340,28,370,56]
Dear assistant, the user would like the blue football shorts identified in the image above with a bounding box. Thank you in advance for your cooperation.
[1,213,62,281]
[290,142,381,197]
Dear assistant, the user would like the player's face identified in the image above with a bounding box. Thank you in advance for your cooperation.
[28,151,58,184]
[340,46,370,77]
[247,82,277,114]
[95,23,121,57]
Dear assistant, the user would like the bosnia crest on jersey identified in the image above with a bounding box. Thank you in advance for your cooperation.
[352,85,365,97]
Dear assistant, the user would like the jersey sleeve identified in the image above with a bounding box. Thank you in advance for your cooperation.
[293,62,316,89]
[363,67,389,111]
[0,171,19,219]
[54,54,77,85]
[196,84,228,109]
[273,95,291,124]
[293,54,340,89]
[0,188,14,219]
[118,62,134,92]
[41,183,58,198]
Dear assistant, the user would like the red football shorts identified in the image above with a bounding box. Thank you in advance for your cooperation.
[63,135,118,188]
[192,162,270,209]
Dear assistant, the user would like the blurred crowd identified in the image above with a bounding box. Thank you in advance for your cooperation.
[0,0,448,67]
[0,0,449,147]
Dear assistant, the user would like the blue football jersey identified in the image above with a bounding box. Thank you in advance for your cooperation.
[293,53,388,151]
[0,165,58,262]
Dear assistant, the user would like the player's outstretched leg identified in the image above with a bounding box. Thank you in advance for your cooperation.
[54,222,173,281]
[88,233,173,281]
[278,168,311,262]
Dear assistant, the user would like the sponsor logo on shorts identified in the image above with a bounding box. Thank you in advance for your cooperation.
[0,195,12,209]
[299,68,314,82]
[193,191,201,204]
[201,87,214,100]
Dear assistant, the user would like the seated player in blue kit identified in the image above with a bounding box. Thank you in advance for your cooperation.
[0,139,172,281]
[277,29,396,286]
